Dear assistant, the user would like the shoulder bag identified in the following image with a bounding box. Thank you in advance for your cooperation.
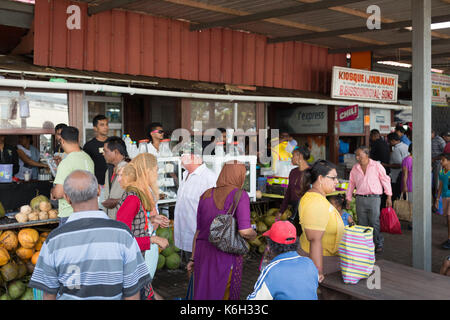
[208,189,250,256]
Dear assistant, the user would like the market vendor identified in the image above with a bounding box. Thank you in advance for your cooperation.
[16,135,48,180]
[102,136,129,219]
[0,135,19,176]
[146,122,164,157]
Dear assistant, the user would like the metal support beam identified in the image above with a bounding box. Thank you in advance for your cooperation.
[269,13,450,44]
[411,0,432,272]
[329,38,450,54]
[190,0,364,31]
[0,0,33,29]
[88,0,141,16]
[373,52,450,62]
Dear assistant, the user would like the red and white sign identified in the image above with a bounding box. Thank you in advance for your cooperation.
[331,66,398,103]
[337,105,358,122]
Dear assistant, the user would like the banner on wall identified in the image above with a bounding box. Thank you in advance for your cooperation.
[283,105,328,134]
[369,109,391,134]
[339,106,364,134]
[431,73,450,107]
[331,66,398,103]
[337,105,359,122]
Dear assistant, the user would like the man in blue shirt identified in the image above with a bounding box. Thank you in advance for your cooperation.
[395,125,411,147]
[247,221,319,300]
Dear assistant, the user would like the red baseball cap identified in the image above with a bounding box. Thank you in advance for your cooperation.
[263,221,297,245]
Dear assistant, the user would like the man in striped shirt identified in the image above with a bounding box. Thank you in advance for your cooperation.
[29,170,151,300]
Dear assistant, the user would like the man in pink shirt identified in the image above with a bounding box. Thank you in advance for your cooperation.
[346,146,393,253]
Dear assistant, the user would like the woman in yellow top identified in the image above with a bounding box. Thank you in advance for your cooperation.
[298,160,344,283]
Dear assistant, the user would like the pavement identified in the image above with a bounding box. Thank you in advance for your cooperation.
[152,212,450,300]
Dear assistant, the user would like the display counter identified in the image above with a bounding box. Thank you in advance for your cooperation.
[0,180,52,212]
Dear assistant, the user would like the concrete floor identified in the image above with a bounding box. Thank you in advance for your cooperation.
[152,212,450,300]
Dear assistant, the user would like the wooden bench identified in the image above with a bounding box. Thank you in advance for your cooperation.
[320,259,450,300]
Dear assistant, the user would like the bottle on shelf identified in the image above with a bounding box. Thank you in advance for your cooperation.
[160,139,172,157]
[130,141,139,159]
[138,139,149,154]
[215,141,225,157]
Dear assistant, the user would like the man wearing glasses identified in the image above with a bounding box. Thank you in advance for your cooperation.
[147,122,165,157]
[346,146,392,253]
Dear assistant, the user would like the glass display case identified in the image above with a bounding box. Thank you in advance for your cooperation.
[157,156,182,204]
[203,155,257,202]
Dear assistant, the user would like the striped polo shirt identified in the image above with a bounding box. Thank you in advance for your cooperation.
[28,210,151,300]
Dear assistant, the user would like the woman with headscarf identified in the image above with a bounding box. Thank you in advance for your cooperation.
[187,161,257,300]
[116,153,170,300]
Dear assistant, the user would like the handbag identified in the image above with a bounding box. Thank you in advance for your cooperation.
[380,207,402,234]
[208,189,250,256]
[339,225,375,284]
[393,192,412,222]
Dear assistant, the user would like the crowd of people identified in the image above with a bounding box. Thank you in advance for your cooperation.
[3,114,447,300]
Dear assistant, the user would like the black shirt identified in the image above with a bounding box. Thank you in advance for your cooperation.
[0,144,19,175]
[83,138,107,185]
[370,138,391,174]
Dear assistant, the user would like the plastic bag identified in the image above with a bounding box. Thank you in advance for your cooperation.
[380,207,402,234]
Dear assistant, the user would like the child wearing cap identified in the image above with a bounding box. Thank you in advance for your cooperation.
[247,221,319,300]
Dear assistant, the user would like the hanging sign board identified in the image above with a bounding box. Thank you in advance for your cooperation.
[431,73,450,107]
[279,105,328,134]
[331,66,398,103]
[337,105,359,122]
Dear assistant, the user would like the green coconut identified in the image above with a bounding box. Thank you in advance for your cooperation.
[16,262,27,279]
[256,221,268,233]
[161,245,175,258]
[264,215,276,228]
[0,293,11,300]
[280,209,292,221]
[248,236,262,247]
[7,280,26,299]
[157,254,166,270]
[156,227,171,240]
[165,253,181,270]
[1,262,18,282]
[250,211,258,219]
[173,246,180,253]
[30,194,50,211]
[19,287,33,300]
[266,208,278,216]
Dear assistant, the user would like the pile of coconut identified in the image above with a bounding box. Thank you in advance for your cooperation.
[15,195,58,223]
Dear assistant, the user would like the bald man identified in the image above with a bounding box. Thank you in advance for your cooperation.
[28,170,152,300]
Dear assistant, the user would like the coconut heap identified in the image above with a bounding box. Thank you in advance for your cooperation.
[0,228,49,300]
[15,194,58,223]
[155,226,181,271]
[248,207,292,254]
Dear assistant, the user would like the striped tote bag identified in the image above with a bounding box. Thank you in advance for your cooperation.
[338,225,375,284]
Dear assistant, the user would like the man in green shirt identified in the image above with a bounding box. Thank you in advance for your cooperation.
[50,126,94,224]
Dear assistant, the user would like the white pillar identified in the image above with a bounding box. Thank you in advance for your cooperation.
[411,0,432,272]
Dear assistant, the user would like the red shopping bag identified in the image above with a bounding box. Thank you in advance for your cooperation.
[380,207,402,234]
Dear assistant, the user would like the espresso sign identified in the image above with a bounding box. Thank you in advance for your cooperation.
[337,105,358,122]
[331,66,398,103]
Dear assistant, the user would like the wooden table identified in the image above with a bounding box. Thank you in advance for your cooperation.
[321,259,450,300]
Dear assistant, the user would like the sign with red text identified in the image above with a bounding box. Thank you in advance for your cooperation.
[337,105,359,122]
[331,66,398,103]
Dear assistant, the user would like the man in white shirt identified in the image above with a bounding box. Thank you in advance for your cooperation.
[174,142,217,267]
[386,133,409,201]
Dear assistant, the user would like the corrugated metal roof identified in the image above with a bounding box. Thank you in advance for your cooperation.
[37,0,450,73]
